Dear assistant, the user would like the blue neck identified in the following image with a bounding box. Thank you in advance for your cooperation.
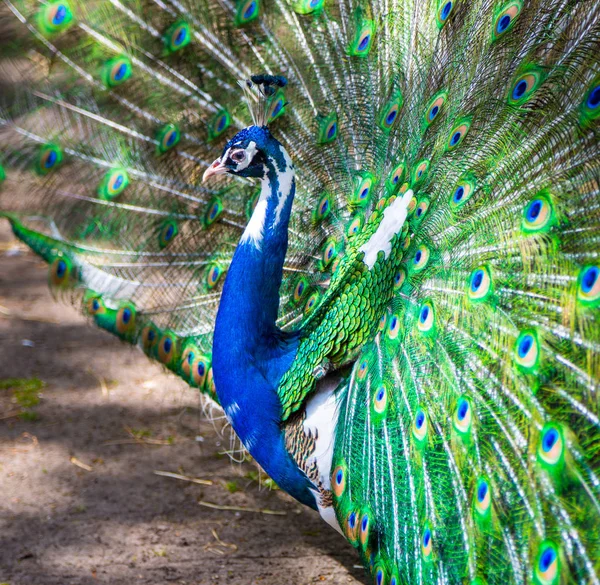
[212,146,316,509]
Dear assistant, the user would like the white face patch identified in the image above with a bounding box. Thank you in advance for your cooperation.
[358,189,414,269]
[224,140,258,173]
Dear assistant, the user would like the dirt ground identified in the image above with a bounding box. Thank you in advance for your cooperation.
[0,220,367,585]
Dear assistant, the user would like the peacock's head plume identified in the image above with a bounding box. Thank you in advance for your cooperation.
[203,75,289,182]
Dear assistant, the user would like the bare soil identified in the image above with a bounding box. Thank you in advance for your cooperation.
[0,220,366,585]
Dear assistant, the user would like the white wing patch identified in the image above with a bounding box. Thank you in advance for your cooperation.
[303,377,342,534]
[358,189,414,269]
[233,140,258,172]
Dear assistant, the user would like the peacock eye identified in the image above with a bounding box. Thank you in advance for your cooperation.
[230,150,247,164]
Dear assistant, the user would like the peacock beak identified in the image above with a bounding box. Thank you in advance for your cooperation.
[202,158,228,182]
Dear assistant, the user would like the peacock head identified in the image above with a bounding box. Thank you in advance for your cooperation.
[203,125,282,181]
[203,75,290,183]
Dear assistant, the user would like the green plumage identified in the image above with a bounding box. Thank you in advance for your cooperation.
[1,0,599,583]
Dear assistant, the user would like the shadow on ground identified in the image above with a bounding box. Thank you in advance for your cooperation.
[0,220,367,585]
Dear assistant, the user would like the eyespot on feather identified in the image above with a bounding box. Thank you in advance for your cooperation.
[372,384,388,417]
[446,117,471,151]
[141,324,159,353]
[412,245,430,272]
[209,110,231,140]
[508,66,544,105]
[453,396,472,435]
[331,463,347,498]
[514,329,540,372]
[577,264,600,306]
[37,144,63,175]
[344,508,359,543]
[156,123,181,154]
[102,57,132,88]
[386,162,406,194]
[379,91,403,133]
[373,564,387,585]
[359,510,371,548]
[533,540,560,585]
[424,91,447,125]
[436,0,453,27]
[158,220,178,249]
[180,344,198,378]
[314,193,333,222]
[293,0,324,14]
[393,268,406,291]
[406,195,417,216]
[37,1,74,35]
[321,238,339,268]
[163,20,191,52]
[357,357,369,380]
[421,523,433,560]
[521,193,556,234]
[537,423,565,468]
[206,263,223,289]
[417,301,435,334]
[158,332,178,365]
[98,168,129,201]
[49,255,73,288]
[115,303,136,336]
[581,78,600,125]
[304,291,319,315]
[317,112,338,144]
[386,313,400,340]
[413,407,428,444]
[473,476,492,518]
[235,0,260,26]
[347,214,364,238]
[352,174,375,207]
[449,176,476,210]
[468,266,493,301]
[293,276,309,303]
[191,354,211,389]
[349,16,374,56]
[492,1,522,41]
[414,197,430,221]
[205,197,224,227]
[85,294,106,317]
[411,159,430,184]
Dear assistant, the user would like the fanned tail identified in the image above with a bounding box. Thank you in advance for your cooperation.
[1,0,600,583]
[329,1,600,584]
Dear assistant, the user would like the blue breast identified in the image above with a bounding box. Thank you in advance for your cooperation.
[212,171,317,509]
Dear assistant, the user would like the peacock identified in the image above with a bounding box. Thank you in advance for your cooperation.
[1,0,599,582]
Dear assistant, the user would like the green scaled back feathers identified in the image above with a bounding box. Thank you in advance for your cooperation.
[1,0,600,584]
